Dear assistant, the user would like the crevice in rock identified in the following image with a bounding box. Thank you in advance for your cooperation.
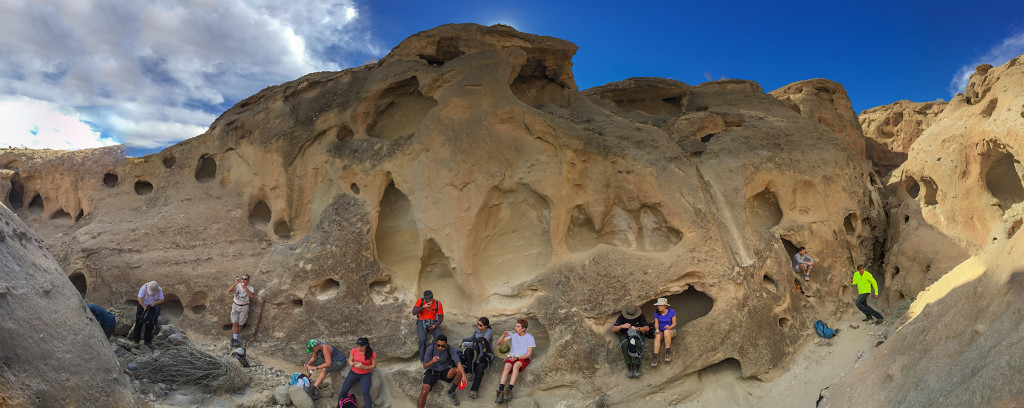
[747,189,783,230]
[69,272,87,297]
[195,154,217,183]
[780,237,800,261]
[74,209,85,222]
[367,77,437,140]
[312,279,341,300]
[698,358,743,382]
[103,173,119,187]
[248,200,272,228]
[336,125,354,143]
[134,181,154,196]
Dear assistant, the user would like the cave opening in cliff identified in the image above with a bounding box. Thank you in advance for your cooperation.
[313,278,341,300]
[68,272,87,297]
[8,174,24,210]
[248,200,271,227]
[746,188,783,230]
[134,181,154,196]
[844,213,857,235]
[641,287,714,328]
[162,294,184,319]
[103,173,119,187]
[367,77,437,140]
[195,154,217,183]
[904,177,920,199]
[28,194,43,214]
[984,146,1024,211]
[273,220,292,238]
[162,155,176,169]
[74,209,84,222]
[511,58,571,108]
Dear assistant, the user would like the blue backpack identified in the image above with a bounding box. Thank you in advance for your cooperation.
[814,320,836,339]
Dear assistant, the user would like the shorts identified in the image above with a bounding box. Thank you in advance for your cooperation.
[231,303,250,325]
[313,356,345,373]
[422,369,454,386]
[503,357,531,372]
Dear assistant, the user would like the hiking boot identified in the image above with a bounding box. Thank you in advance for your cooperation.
[495,389,504,403]
[230,338,240,347]
[634,365,642,378]
[448,386,460,406]
[307,386,321,401]
[804,274,810,281]
[862,316,873,322]
[651,353,659,367]
[469,390,477,399]
[665,348,671,362]
[502,388,512,402]
[626,364,634,378]
[874,317,883,325]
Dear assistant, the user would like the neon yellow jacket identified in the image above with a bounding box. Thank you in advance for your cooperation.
[851,270,879,295]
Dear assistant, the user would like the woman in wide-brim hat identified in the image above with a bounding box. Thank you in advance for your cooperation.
[650,297,677,367]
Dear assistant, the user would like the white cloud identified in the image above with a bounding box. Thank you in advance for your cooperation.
[0,0,380,150]
[950,30,1024,96]
[0,97,119,149]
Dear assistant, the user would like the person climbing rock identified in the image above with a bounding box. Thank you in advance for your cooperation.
[338,337,377,408]
[460,317,494,399]
[793,247,814,281]
[412,290,444,360]
[303,339,346,401]
[418,334,466,407]
[132,281,164,345]
[852,265,884,324]
[495,319,536,402]
[227,274,255,347]
[650,298,677,367]
[88,304,116,339]
[612,305,650,378]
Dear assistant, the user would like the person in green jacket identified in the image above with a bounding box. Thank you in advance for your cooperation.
[852,265,883,324]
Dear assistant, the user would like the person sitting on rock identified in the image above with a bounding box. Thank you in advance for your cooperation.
[88,304,116,339]
[303,339,347,401]
[412,290,444,360]
[612,305,651,378]
[338,337,377,408]
[459,317,494,399]
[494,319,535,403]
[418,334,466,408]
[793,247,814,281]
[852,264,884,324]
[650,298,677,367]
[227,273,255,347]
[132,281,164,346]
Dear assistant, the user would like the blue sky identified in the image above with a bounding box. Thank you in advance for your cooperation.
[2,0,1023,156]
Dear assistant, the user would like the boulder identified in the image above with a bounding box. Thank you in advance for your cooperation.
[274,385,291,405]
[288,385,314,408]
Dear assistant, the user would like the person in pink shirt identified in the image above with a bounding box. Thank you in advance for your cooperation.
[338,337,377,408]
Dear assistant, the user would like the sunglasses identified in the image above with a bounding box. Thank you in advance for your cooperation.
[435,343,447,349]
[477,323,485,327]
[241,278,249,281]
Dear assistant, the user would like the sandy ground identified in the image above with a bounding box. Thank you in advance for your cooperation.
[676,303,890,408]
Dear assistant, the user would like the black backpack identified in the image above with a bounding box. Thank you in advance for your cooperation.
[623,328,644,358]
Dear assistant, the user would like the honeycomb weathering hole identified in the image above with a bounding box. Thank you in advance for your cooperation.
[195,154,217,183]
[134,181,154,196]
[593,205,682,252]
[417,239,468,311]
[762,275,777,292]
[417,36,465,66]
[68,272,87,297]
[641,287,714,327]
[921,178,939,206]
[163,155,176,169]
[249,200,272,227]
[191,304,207,315]
[566,205,598,253]
[103,173,119,187]
[747,189,783,230]
[904,177,920,199]
[28,194,43,214]
[984,146,1024,211]
[698,358,743,382]
[51,209,73,223]
[313,279,341,300]
[844,213,857,235]
[511,59,571,108]
[274,220,292,238]
[350,183,360,195]
[8,175,24,209]
[292,297,304,311]
[778,317,791,328]
[367,77,437,140]
[1009,219,1023,239]
[374,182,421,290]
[981,98,999,117]
[471,185,552,293]
[190,291,208,315]
[337,125,354,143]
[162,294,184,319]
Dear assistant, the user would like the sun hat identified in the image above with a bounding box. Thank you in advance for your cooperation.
[654,298,670,307]
[621,305,642,319]
[146,281,159,296]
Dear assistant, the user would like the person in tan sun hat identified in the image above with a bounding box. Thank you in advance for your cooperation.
[650,297,677,367]
[611,304,651,378]
[132,281,164,346]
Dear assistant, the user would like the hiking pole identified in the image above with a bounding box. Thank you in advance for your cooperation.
[244,300,266,348]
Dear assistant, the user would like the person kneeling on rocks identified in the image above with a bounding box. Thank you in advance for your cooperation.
[418,334,466,408]
[132,281,164,346]
[227,274,255,347]
[88,304,116,339]
[612,305,651,378]
[303,339,346,400]
[494,319,535,403]
[852,264,884,324]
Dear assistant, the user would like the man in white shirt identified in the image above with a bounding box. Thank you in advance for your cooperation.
[227,274,255,347]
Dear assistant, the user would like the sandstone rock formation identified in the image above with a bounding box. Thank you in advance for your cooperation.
[0,202,135,406]
[1,24,886,406]
[823,55,1024,406]
[859,100,947,177]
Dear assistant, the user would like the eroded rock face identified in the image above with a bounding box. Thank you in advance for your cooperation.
[823,56,1024,407]
[859,100,947,177]
[0,203,135,406]
[0,24,883,406]
[770,78,866,158]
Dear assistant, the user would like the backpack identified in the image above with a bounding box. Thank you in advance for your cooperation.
[338,393,357,408]
[814,320,836,339]
[623,328,644,358]
[290,373,310,389]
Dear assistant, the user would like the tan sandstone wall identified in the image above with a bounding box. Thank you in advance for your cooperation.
[859,100,947,177]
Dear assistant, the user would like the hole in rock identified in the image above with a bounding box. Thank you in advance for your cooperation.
[274,220,292,238]
[350,183,360,195]
[28,194,44,215]
[103,173,119,187]
[312,279,341,300]
[921,178,939,206]
[74,210,84,222]
[163,155,176,169]
[471,185,553,293]
[68,272,87,297]
[762,274,777,292]
[248,200,272,227]
[190,291,208,315]
[195,154,217,183]
[566,205,598,253]
[844,213,857,235]
[904,177,920,199]
[747,189,783,230]
[417,36,465,66]
[984,146,1024,211]
[367,77,437,140]
[292,297,304,311]
[698,358,743,382]
[336,125,354,143]
[191,304,207,315]
[51,209,73,222]
[134,181,154,196]
[162,294,184,319]
[417,239,469,311]
[700,133,717,143]
[8,174,24,209]
[1009,219,1023,239]
[904,215,910,224]
[778,317,791,328]
[981,98,999,117]
[511,58,571,108]
[374,182,421,291]
[869,172,881,187]
[892,267,901,280]
[637,206,683,251]
[641,287,714,327]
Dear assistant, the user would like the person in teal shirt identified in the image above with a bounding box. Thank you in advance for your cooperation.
[852,265,883,324]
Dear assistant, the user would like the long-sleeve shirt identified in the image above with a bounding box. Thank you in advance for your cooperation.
[462,327,493,345]
[793,253,814,268]
[852,270,879,295]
